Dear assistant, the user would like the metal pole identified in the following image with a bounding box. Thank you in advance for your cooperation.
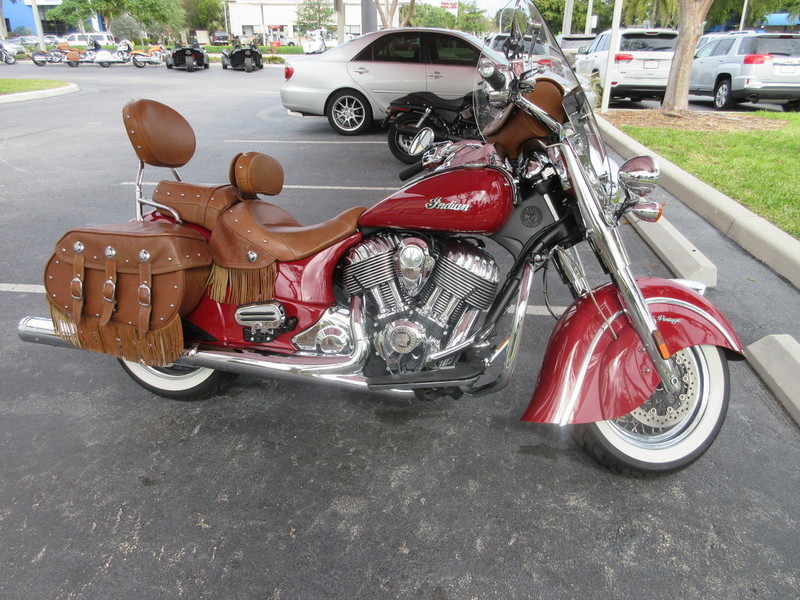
[585,0,594,35]
[563,0,574,35]
[600,0,624,113]
[29,0,47,51]
[739,0,749,30]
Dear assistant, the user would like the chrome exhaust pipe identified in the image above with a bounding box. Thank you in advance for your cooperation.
[18,299,414,397]
[18,316,76,350]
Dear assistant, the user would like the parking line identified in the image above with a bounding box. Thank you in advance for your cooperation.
[0,284,565,316]
[224,139,387,144]
[119,182,397,191]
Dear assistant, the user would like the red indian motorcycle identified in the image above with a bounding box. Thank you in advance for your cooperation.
[18,0,743,477]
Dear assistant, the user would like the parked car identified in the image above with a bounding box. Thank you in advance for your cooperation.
[281,27,500,135]
[689,31,800,111]
[556,33,596,66]
[211,31,230,45]
[9,35,39,47]
[63,32,117,47]
[574,28,678,101]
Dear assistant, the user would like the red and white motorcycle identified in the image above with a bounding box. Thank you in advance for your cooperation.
[19,0,742,476]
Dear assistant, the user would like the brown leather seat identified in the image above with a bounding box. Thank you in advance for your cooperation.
[210,201,365,267]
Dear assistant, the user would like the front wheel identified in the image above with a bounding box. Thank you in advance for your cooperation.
[32,52,47,66]
[572,345,729,477]
[327,89,372,135]
[119,359,237,401]
[388,112,433,164]
[133,56,147,67]
[98,61,111,67]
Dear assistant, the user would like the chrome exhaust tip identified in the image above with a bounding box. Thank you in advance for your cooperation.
[17,316,76,349]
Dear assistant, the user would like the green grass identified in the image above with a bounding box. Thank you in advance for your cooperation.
[617,112,800,240]
[0,79,70,95]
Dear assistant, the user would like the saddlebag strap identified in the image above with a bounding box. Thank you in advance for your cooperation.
[100,256,118,326]
[138,255,153,333]
[70,251,85,324]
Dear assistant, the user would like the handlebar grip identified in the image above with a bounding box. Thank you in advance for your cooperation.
[484,65,507,91]
[399,161,425,181]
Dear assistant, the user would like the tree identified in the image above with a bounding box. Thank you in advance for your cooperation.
[623,0,679,27]
[661,0,714,110]
[457,0,491,35]
[403,3,456,28]
[47,0,98,30]
[183,0,223,31]
[296,0,335,33]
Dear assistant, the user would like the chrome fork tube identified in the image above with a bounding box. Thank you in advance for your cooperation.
[557,143,681,394]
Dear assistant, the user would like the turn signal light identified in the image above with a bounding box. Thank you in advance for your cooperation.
[631,200,663,222]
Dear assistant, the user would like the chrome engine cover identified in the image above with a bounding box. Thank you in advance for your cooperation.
[343,234,500,374]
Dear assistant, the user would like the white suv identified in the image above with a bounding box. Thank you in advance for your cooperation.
[64,32,117,47]
[689,32,800,111]
[574,28,678,101]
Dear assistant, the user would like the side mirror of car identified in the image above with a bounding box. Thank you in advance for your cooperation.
[577,46,588,54]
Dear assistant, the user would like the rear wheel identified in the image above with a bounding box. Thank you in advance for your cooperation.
[4,52,16,64]
[388,112,431,164]
[98,61,111,67]
[572,345,729,477]
[119,359,237,401]
[244,56,253,72]
[327,89,372,135]
[713,78,733,110]
[186,54,195,72]
[133,55,147,67]
[67,61,79,67]
[782,100,800,112]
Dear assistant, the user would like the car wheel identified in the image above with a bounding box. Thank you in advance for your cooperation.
[327,89,372,135]
[713,78,733,110]
[782,100,800,112]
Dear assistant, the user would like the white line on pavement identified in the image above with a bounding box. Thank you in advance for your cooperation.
[0,284,566,315]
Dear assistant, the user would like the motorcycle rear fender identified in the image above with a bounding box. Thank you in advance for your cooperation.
[522,277,743,425]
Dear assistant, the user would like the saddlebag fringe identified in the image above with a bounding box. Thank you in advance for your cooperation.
[48,302,184,366]
[207,262,276,305]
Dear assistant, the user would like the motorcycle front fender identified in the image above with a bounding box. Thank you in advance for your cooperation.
[522,277,743,425]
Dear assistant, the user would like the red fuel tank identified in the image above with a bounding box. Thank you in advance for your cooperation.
[359,167,515,234]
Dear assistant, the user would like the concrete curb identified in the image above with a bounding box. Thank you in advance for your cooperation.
[597,115,799,423]
[628,214,717,287]
[0,83,80,104]
[745,335,800,423]
[597,115,800,289]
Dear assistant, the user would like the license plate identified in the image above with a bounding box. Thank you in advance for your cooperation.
[644,60,659,70]
[779,65,795,74]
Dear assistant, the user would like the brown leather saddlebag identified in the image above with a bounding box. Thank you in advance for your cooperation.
[44,221,211,366]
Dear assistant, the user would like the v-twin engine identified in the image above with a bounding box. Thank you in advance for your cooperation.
[343,234,499,374]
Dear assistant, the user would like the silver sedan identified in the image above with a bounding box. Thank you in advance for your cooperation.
[280,28,493,135]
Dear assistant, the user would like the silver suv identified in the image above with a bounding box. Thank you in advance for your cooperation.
[689,32,800,111]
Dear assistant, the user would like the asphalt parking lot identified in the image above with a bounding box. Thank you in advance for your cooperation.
[1,62,798,599]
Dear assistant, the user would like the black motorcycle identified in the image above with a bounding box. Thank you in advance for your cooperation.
[221,42,263,72]
[165,43,209,72]
[383,91,479,163]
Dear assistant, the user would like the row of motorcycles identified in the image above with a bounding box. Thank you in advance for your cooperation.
[18,0,744,478]
[30,39,165,68]
[26,39,261,72]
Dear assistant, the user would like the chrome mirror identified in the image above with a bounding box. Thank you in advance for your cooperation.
[618,155,659,197]
[409,128,435,155]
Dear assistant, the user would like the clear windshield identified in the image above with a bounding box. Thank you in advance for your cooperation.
[474,0,613,200]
